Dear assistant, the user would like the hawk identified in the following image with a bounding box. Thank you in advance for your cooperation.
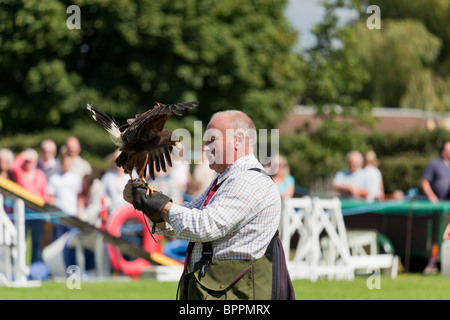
[87,101,198,194]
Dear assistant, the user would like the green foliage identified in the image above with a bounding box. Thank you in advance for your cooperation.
[0,0,305,136]
[302,0,372,115]
[351,19,442,109]
[303,0,450,113]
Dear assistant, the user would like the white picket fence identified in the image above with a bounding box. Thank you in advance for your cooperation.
[281,196,398,281]
[0,194,40,287]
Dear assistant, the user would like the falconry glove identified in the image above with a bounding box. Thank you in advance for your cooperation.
[130,181,172,223]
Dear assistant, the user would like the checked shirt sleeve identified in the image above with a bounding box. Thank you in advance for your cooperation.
[167,173,275,243]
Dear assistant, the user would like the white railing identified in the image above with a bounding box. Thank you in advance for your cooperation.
[281,196,398,281]
[0,194,40,287]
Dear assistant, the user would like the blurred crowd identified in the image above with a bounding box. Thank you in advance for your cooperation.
[0,136,218,264]
[3,134,450,268]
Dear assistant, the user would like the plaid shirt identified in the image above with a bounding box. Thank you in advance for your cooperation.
[157,153,281,271]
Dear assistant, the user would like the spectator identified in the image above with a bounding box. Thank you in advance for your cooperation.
[12,148,49,202]
[101,150,129,214]
[421,141,450,203]
[152,165,184,205]
[0,148,14,180]
[191,151,218,197]
[332,150,369,200]
[37,139,60,181]
[48,151,82,239]
[63,136,92,179]
[266,154,295,199]
[78,173,105,228]
[363,150,385,201]
[183,178,202,202]
[11,148,49,263]
[170,144,191,195]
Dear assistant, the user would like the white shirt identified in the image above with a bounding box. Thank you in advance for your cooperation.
[333,168,369,199]
[157,153,281,271]
[48,171,82,216]
[364,165,383,201]
[101,170,129,213]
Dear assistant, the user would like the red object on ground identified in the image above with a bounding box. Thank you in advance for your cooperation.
[106,204,163,278]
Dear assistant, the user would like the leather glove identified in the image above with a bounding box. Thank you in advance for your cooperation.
[124,180,172,223]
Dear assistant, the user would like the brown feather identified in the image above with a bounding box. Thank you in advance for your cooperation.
[88,101,198,182]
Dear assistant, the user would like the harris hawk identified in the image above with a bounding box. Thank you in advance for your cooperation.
[87,101,198,194]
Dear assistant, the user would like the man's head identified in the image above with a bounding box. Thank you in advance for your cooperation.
[22,148,39,172]
[65,136,81,157]
[347,150,364,173]
[40,139,57,161]
[203,110,256,174]
[440,141,450,162]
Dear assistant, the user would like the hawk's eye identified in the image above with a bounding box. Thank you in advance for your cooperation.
[205,136,216,144]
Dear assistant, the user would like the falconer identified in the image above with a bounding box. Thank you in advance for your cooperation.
[123,110,295,300]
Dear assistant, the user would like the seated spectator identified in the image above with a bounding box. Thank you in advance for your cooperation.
[78,173,105,228]
[363,150,385,201]
[63,136,92,179]
[0,148,14,180]
[266,154,295,199]
[101,150,129,214]
[37,139,60,181]
[48,151,82,240]
[332,150,369,200]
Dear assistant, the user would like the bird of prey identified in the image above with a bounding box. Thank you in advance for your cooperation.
[87,101,198,194]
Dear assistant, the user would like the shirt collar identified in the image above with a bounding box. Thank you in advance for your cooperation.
[216,153,259,185]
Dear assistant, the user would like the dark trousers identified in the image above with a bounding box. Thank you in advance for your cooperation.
[26,220,43,263]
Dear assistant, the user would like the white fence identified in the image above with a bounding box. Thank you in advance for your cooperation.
[0,194,40,287]
[281,196,398,281]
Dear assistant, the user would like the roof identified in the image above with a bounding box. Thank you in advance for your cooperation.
[277,105,450,134]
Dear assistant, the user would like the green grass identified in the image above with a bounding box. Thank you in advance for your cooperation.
[1,274,450,300]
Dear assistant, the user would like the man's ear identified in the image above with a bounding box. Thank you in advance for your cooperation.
[234,130,245,151]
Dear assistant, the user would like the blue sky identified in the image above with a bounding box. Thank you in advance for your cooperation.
[285,0,359,50]
[285,0,325,49]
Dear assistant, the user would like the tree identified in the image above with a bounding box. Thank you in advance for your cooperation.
[0,0,305,135]
[351,19,442,109]
[302,0,372,122]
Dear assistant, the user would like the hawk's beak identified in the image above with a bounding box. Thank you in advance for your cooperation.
[174,136,183,149]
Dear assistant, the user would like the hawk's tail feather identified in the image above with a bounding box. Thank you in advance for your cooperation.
[87,104,122,148]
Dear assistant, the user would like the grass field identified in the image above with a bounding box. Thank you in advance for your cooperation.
[1,274,450,300]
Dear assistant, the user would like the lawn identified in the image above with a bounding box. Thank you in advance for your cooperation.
[1,274,450,300]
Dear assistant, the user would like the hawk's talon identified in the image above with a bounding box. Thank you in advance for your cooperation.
[145,185,161,196]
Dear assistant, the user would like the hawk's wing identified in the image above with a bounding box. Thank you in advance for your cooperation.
[121,101,198,142]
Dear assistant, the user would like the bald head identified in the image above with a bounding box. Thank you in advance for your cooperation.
[65,136,81,157]
[209,110,257,152]
[347,150,364,173]
[203,110,257,173]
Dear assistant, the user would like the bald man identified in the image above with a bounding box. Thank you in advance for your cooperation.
[332,150,370,199]
[124,110,294,300]
[64,136,92,178]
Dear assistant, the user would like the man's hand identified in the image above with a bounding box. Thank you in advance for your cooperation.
[123,180,172,223]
